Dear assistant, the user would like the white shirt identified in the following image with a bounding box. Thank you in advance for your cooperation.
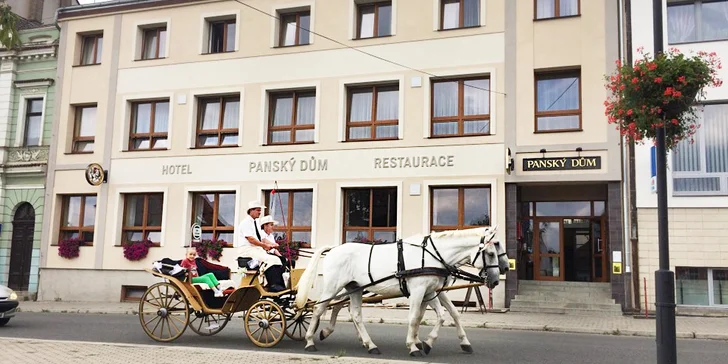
[236,215,262,248]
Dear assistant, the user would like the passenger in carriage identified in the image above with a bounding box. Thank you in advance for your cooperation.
[235,201,287,293]
[180,248,225,297]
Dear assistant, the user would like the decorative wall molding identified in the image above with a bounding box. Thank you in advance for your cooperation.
[7,147,50,164]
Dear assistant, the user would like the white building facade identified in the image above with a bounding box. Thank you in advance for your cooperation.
[632,0,728,312]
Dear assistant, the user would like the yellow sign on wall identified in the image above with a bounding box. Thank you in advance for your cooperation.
[612,262,622,275]
[508,259,516,271]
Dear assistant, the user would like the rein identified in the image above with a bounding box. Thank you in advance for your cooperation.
[313,233,495,306]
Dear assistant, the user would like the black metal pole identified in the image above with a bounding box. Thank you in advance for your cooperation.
[652,1,677,363]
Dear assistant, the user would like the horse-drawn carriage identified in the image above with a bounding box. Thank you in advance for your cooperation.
[137,225,509,356]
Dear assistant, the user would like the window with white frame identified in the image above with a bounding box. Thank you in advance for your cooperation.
[676,267,728,306]
[23,98,43,146]
[667,0,728,44]
[440,0,480,30]
[278,8,311,47]
[672,103,728,195]
[356,1,392,39]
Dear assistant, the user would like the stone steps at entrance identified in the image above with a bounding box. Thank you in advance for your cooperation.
[514,294,616,304]
[511,281,623,316]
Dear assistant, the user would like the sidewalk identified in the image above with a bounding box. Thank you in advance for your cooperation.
[16,300,728,341]
[0,337,420,364]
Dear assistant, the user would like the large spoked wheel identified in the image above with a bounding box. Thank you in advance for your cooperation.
[188,312,231,336]
[245,300,286,348]
[138,282,190,342]
[284,307,312,341]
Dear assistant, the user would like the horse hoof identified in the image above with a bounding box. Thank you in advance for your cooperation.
[409,350,424,357]
[423,342,432,355]
[368,348,381,355]
[415,343,423,350]
[305,345,318,352]
[319,331,327,341]
[460,344,473,354]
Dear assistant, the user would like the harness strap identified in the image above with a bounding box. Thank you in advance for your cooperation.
[396,239,409,298]
[367,242,376,284]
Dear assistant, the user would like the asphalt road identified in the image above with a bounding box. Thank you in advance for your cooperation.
[1,312,726,364]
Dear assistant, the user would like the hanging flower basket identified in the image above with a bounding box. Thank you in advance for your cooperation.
[58,238,82,259]
[192,239,226,261]
[123,239,153,261]
[604,47,723,151]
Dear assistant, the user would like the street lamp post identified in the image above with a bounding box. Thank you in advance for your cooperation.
[651,1,677,363]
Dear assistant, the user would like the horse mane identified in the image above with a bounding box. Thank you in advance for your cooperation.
[429,227,488,239]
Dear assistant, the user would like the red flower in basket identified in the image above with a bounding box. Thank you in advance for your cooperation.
[123,239,153,261]
[58,238,82,259]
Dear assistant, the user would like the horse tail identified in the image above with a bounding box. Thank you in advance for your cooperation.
[294,246,332,309]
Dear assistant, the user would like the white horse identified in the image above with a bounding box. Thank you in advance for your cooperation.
[318,236,510,355]
[294,227,502,356]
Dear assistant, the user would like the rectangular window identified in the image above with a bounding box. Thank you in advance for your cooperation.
[208,19,236,53]
[59,195,96,246]
[535,0,580,20]
[667,0,728,44]
[141,26,167,59]
[672,103,728,195]
[23,98,43,146]
[343,187,397,243]
[535,70,581,132]
[129,100,169,151]
[357,1,392,38]
[191,192,236,246]
[441,0,480,30]
[122,193,163,246]
[264,190,314,247]
[431,186,491,231]
[347,84,398,141]
[72,105,96,153]
[676,267,728,306]
[431,77,490,137]
[196,95,240,148]
[80,33,103,65]
[280,10,311,46]
[268,90,315,144]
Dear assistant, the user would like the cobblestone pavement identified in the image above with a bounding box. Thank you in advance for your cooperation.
[17,301,728,341]
[1,337,424,364]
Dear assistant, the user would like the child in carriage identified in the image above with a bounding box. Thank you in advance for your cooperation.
[180,248,225,297]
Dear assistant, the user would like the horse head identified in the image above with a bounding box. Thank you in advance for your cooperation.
[429,225,501,289]
[466,225,507,289]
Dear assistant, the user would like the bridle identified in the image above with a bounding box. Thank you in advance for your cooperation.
[471,238,506,278]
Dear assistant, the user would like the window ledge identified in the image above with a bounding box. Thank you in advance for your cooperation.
[274,43,312,49]
[134,57,167,62]
[200,50,237,55]
[533,14,581,22]
[668,38,728,46]
[437,25,482,32]
[534,128,583,134]
[64,151,94,155]
[428,133,492,139]
[72,63,101,68]
[353,34,394,41]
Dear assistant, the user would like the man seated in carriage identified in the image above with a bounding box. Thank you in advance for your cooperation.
[235,201,287,292]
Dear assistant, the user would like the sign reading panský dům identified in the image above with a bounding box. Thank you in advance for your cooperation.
[522,156,601,171]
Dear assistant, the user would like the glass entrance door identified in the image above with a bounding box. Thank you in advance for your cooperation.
[534,219,563,280]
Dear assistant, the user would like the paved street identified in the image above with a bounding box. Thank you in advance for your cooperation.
[1,312,726,364]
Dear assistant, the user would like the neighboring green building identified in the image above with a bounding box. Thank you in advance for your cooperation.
[0,16,59,298]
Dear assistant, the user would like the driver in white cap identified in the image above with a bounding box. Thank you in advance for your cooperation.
[236,201,286,292]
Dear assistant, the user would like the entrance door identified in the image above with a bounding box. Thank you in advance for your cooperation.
[591,219,608,282]
[8,203,35,291]
[534,219,563,280]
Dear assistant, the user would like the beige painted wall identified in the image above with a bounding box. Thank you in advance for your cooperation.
[637,208,728,311]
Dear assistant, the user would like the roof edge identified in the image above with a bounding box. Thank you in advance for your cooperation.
[57,0,205,20]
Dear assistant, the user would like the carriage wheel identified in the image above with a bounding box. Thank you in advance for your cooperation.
[284,307,312,341]
[188,313,231,336]
[138,282,190,342]
[244,300,286,348]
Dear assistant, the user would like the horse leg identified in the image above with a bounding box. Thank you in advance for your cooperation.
[405,288,428,357]
[421,296,446,355]
[348,292,381,354]
[319,301,345,341]
[305,281,348,351]
[439,293,473,353]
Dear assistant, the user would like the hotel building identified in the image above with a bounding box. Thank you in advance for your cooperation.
[40,0,508,303]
